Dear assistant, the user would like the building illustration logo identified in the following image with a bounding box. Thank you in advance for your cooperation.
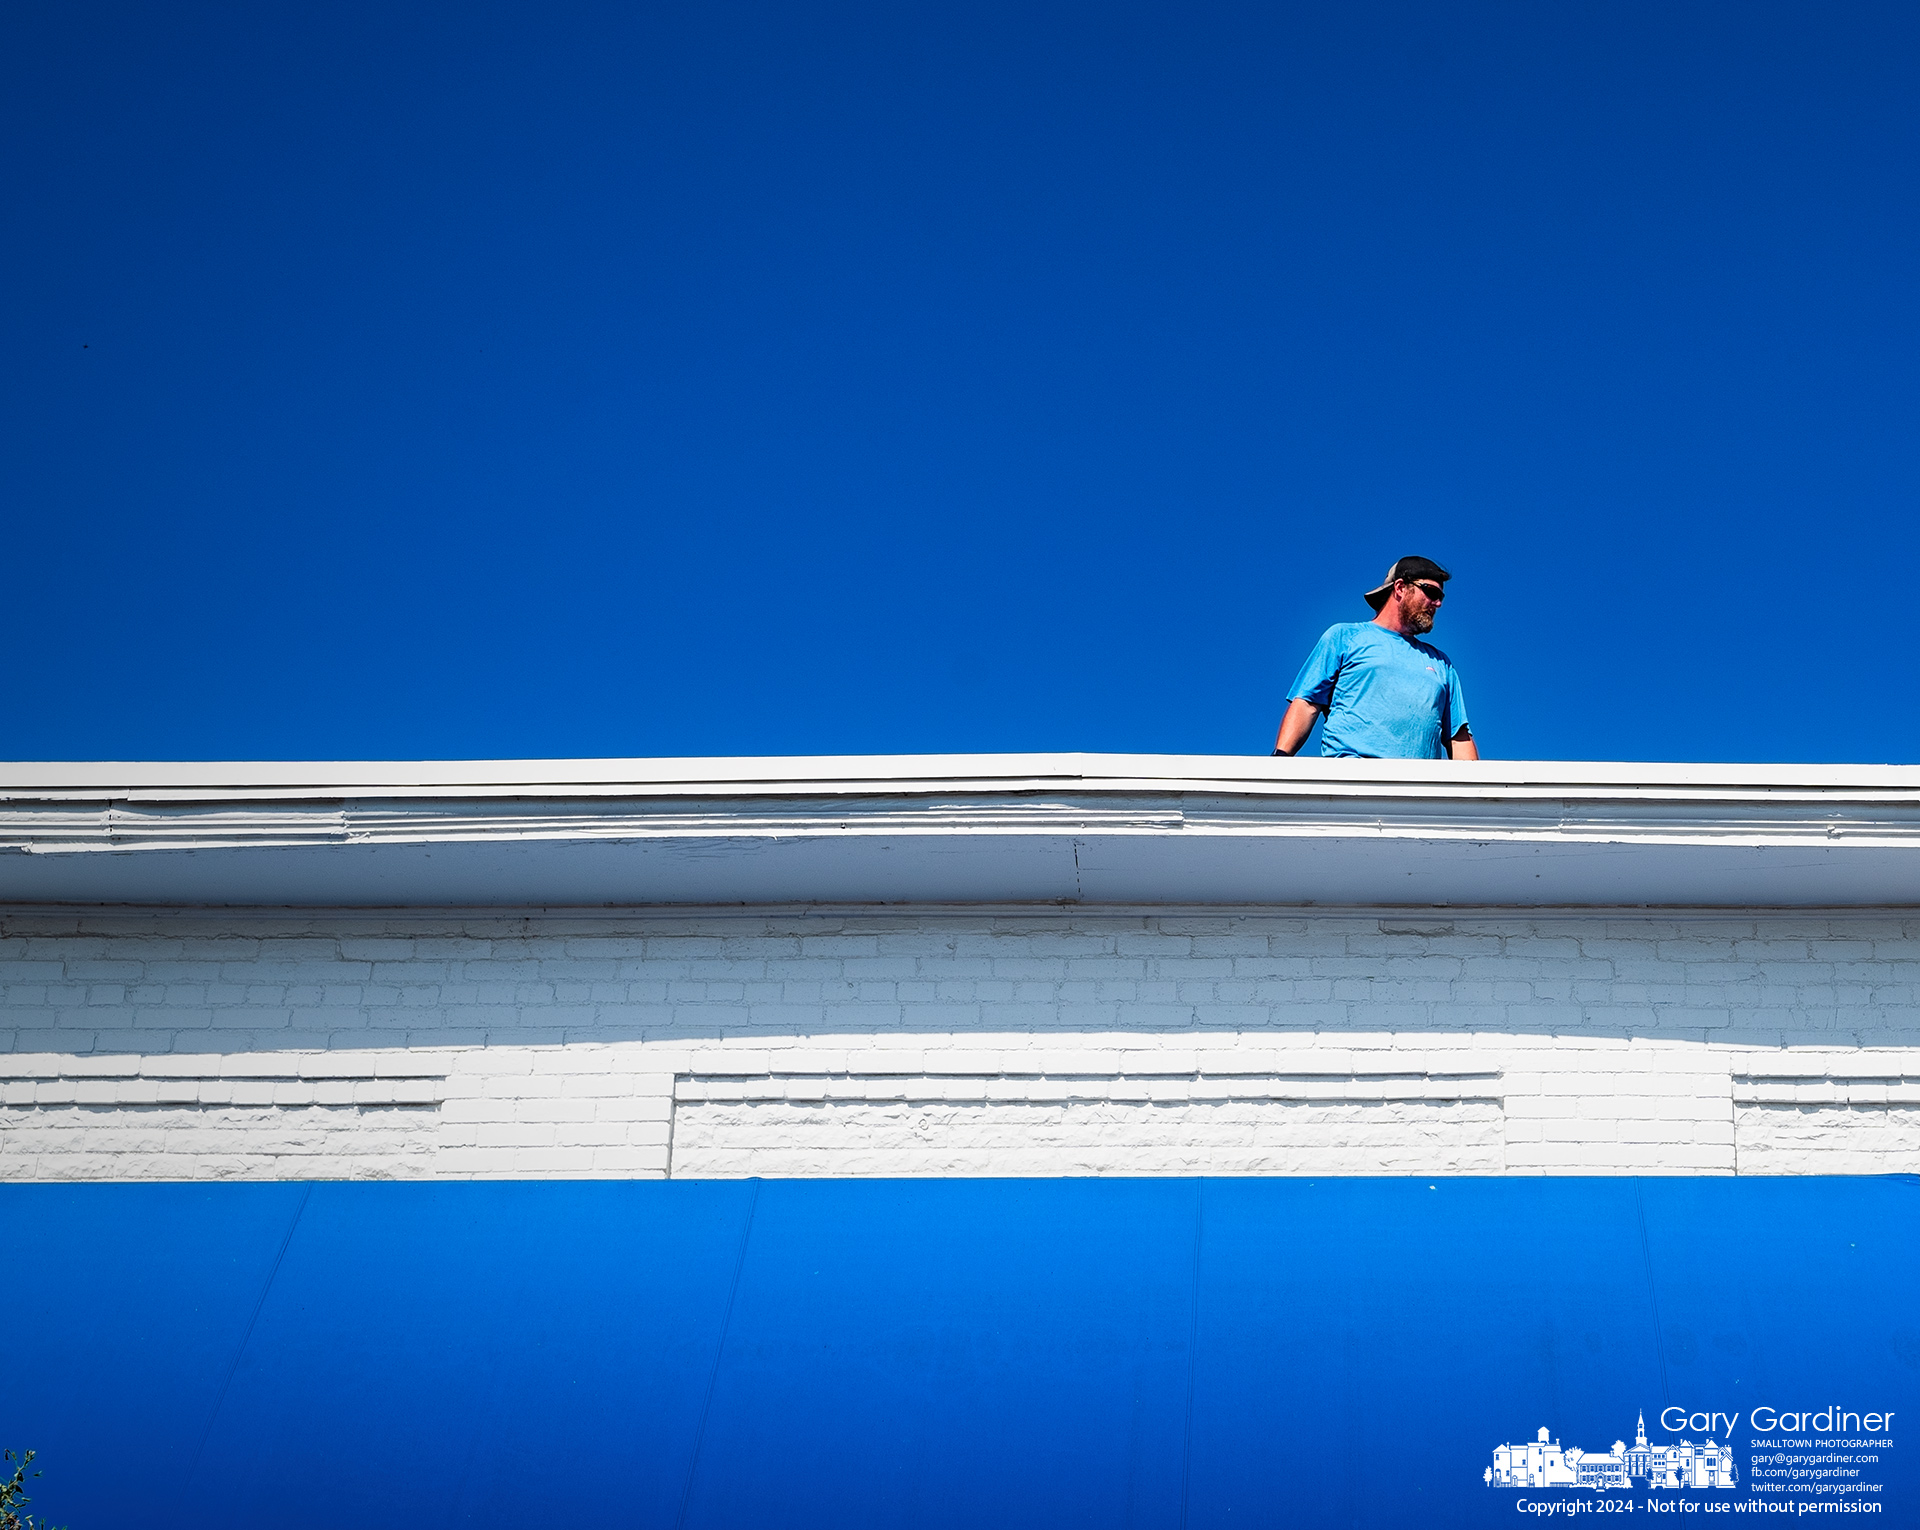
[1487,1411,1738,1491]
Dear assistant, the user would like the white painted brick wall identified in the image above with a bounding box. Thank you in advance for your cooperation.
[1,909,1916,1179]
[670,1100,1506,1177]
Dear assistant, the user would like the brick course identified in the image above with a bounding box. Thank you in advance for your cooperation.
[1,908,1916,1179]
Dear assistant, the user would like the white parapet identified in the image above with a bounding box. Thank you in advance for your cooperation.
[0,752,1918,906]
[0,755,1916,1180]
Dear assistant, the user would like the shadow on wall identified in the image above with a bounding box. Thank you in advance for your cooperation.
[1,906,1916,1053]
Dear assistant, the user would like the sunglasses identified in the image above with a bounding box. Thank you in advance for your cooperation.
[1404,580,1445,603]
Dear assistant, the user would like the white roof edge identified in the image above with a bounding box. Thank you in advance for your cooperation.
[1,751,1917,907]
[3,752,1920,795]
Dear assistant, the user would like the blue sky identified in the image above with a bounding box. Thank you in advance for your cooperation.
[5,2,1917,764]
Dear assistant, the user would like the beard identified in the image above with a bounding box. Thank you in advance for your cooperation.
[1406,604,1435,635]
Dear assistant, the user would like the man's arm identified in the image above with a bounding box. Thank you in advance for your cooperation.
[1450,727,1479,761]
[1272,698,1323,757]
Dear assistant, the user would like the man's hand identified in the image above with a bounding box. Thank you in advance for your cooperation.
[1272,698,1323,756]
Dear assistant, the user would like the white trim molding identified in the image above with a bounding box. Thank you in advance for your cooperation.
[0,754,1917,907]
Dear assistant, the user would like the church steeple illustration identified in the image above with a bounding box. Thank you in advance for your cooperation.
[1624,1411,1654,1480]
[1492,1408,1735,1492]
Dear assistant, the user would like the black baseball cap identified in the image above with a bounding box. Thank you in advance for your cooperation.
[1364,555,1451,612]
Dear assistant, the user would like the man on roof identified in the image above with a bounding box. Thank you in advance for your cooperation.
[1273,555,1479,760]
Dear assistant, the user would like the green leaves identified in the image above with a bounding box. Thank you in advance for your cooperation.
[0,1449,66,1530]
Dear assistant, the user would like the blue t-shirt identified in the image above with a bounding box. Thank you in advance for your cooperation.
[1287,622,1470,759]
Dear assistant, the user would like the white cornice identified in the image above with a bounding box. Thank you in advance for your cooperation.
[0,754,1916,908]
[6,752,1920,799]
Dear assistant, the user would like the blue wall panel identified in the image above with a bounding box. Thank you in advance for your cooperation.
[685,1178,1198,1528]
[3,1177,1913,1527]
